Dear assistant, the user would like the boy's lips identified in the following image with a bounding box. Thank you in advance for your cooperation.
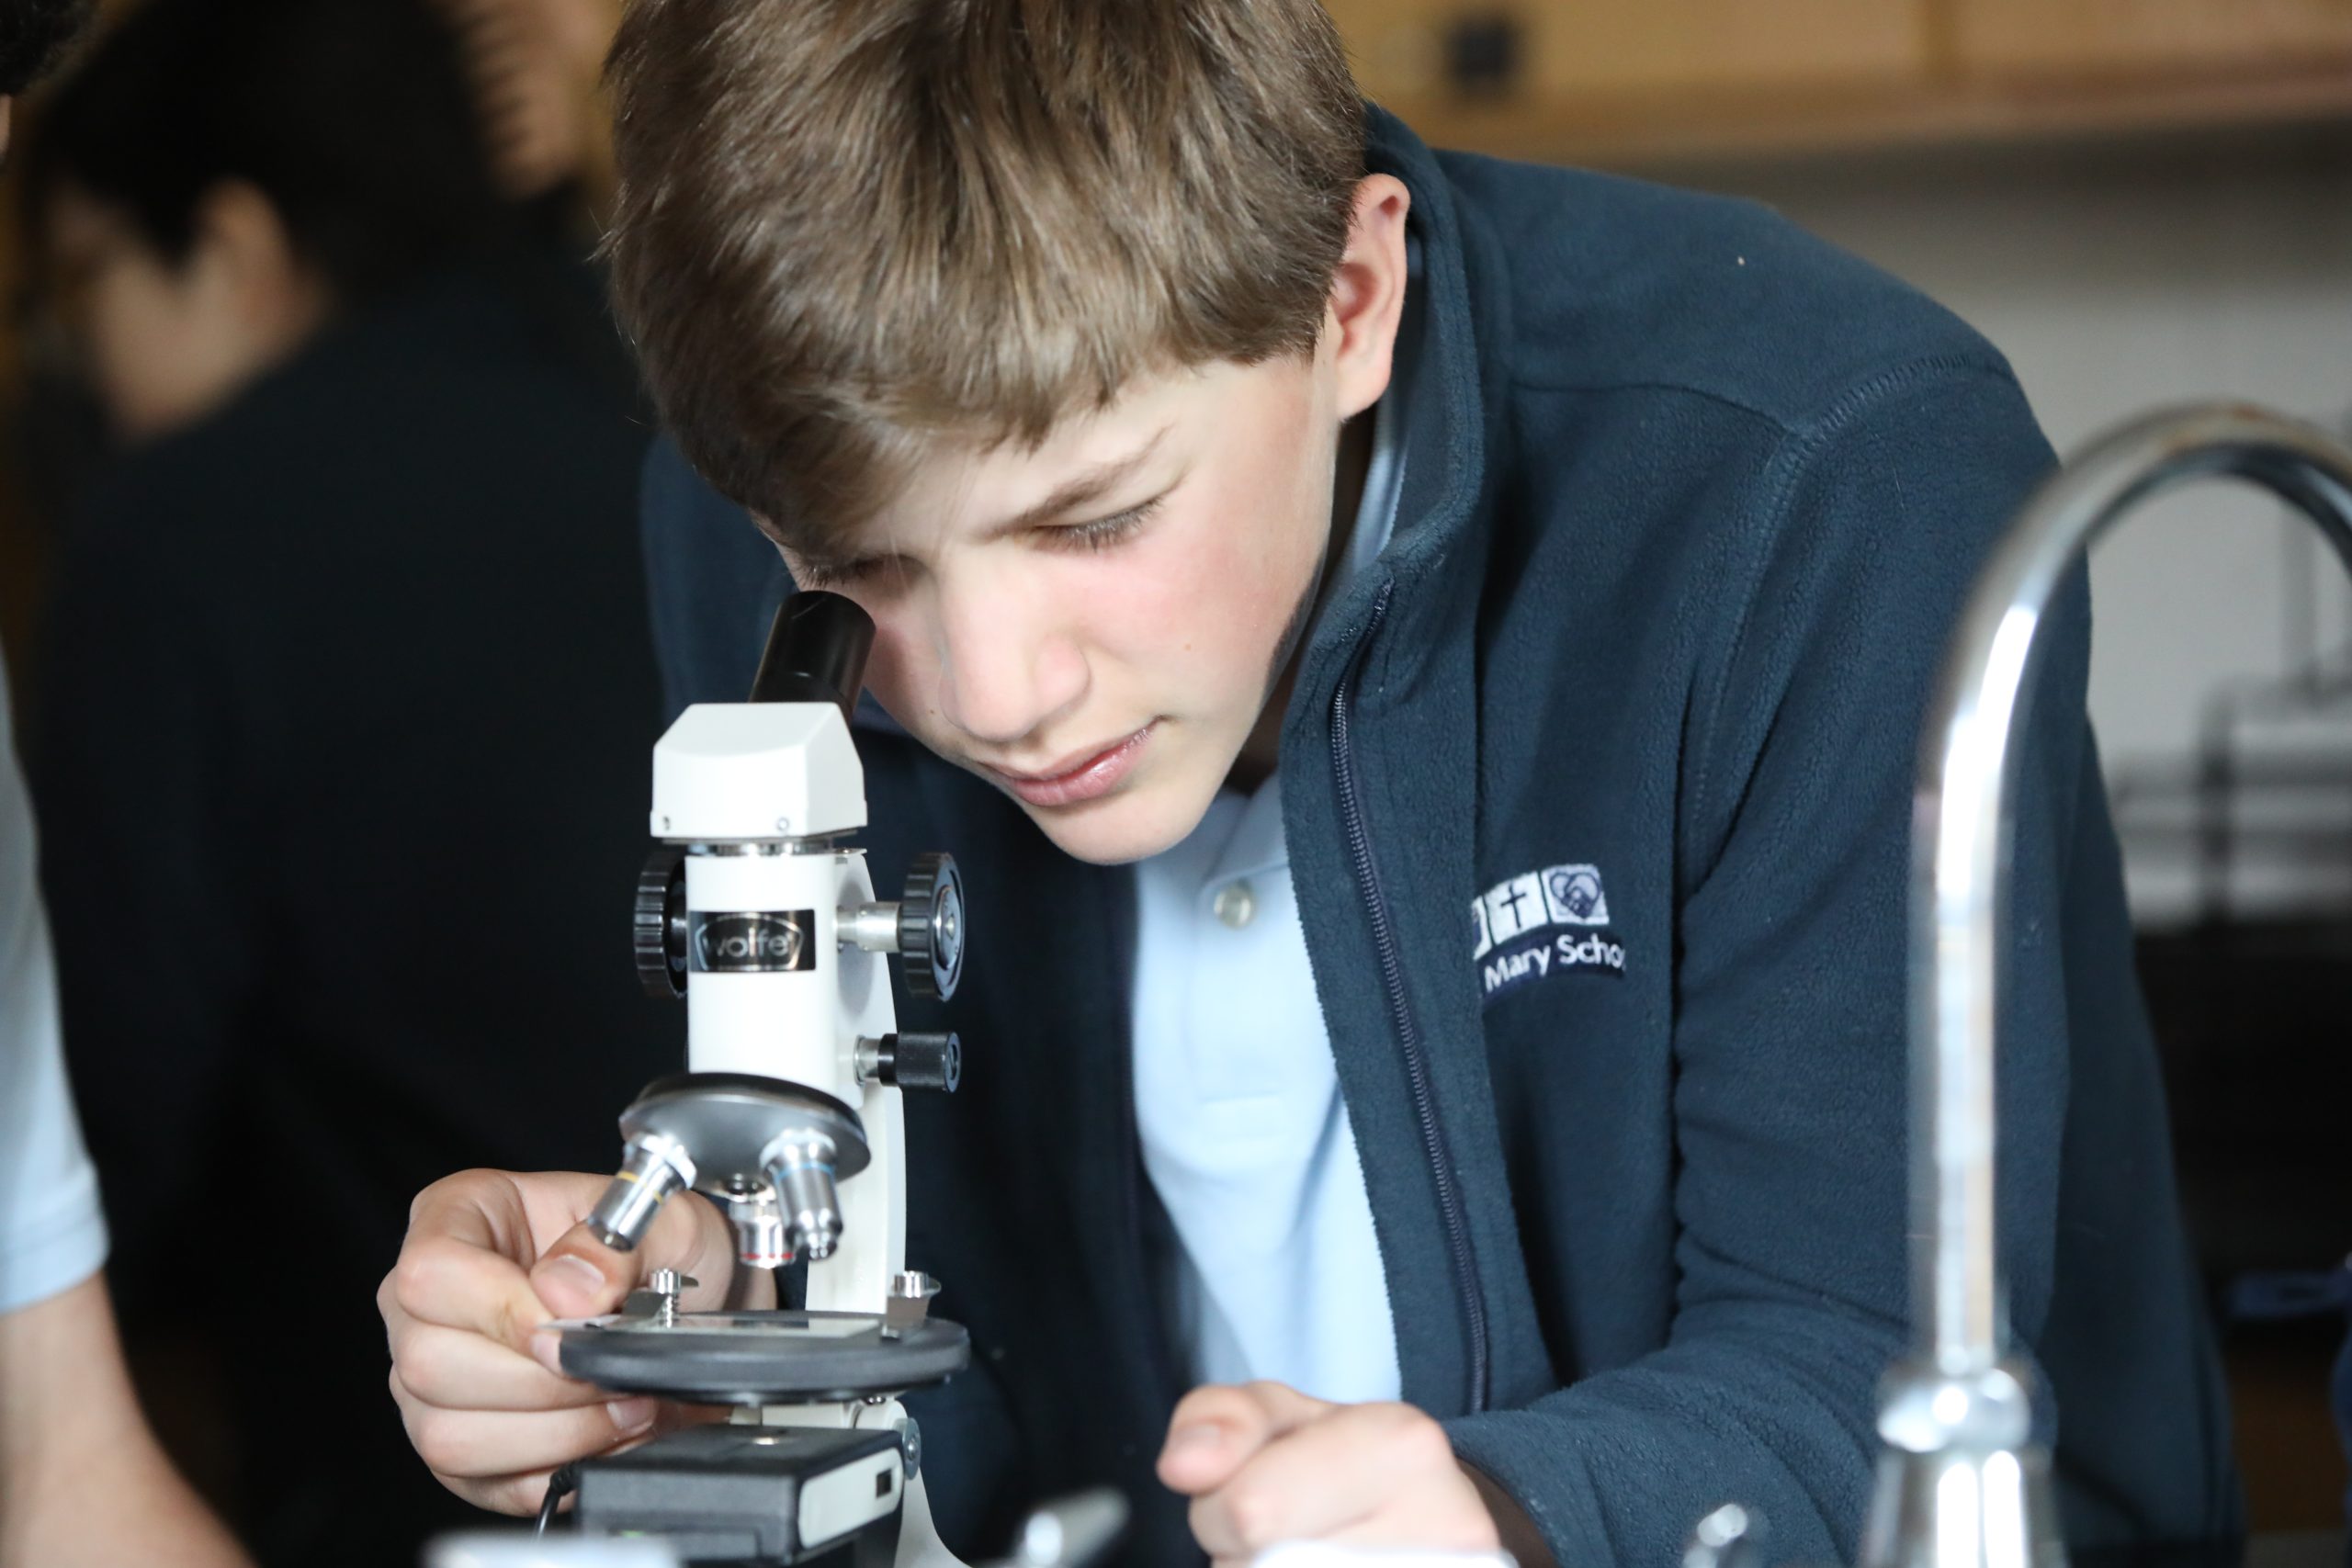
[983,724,1157,807]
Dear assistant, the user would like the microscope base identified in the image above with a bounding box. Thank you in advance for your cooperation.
[574,1421,907,1566]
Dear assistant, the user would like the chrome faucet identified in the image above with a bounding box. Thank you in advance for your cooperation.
[1702,406,2352,1568]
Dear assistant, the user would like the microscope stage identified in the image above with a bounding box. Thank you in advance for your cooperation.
[554,1310,971,1403]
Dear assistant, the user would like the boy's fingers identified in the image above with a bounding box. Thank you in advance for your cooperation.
[1170,1379,1332,1440]
[526,1186,743,1320]
[525,1193,719,1319]
[381,1168,747,1514]
[1185,1402,1474,1559]
[1159,1381,1334,1494]
[390,1318,613,1413]
[385,1226,556,1358]
[406,1168,537,1260]
[395,1384,661,1484]
[527,1223,638,1319]
[469,1468,565,1521]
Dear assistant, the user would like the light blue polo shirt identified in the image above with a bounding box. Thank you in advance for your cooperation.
[1130,266,1416,1401]
[0,659,110,1314]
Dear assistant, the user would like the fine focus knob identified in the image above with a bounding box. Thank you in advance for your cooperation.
[898,852,966,1000]
[633,847,688,999]
[870,1032,961,1093]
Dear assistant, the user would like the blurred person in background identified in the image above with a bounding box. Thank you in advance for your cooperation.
[433,0,621,220]
[0,3,250,1565]
[15,0,667,1561]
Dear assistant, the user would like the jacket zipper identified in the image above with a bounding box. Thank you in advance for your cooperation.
[1330,582,1490,1414]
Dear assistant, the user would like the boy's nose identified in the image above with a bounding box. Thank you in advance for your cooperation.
[933,590,1088,748]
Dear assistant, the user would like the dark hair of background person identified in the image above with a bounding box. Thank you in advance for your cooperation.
[17,0,508,309]
[0,0,87,96]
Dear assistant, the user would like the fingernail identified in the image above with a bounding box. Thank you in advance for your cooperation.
[534,1254,608,1314]
[529,1327,565,1375]
[1165,1424,1222,1456]
[607,1397,659,1433]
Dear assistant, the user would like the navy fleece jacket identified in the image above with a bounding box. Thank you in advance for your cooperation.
[634,109,2237,1568]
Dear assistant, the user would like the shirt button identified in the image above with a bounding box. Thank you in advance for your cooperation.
[1213,880,1258,930]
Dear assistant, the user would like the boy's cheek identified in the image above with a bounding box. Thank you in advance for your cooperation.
[852,632,919,723]
[847,536,1295,761]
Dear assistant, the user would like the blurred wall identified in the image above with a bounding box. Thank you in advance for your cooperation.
[1698,130,2352,925]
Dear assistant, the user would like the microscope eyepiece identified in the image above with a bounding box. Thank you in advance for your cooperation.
[748,591,876,716]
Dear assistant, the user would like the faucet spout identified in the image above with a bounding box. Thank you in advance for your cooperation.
[1864,404,2352,1568]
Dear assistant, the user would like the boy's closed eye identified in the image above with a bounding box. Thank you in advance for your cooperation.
[1039,492,1165,554]
[784,491,1170,590]
[788,552,897,591]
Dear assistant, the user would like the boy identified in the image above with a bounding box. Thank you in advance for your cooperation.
[381,3,2238,1563]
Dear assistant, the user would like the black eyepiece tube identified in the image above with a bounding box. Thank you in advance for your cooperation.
[748,592,876,716]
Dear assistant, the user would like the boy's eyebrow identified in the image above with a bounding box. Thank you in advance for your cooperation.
[978,426,1172,541]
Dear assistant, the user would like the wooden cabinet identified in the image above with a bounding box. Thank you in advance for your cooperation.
[1953,0,2352,75]
[1528,0,1925,92]
[1331,0,1925,99]
[1322,0,2352,168]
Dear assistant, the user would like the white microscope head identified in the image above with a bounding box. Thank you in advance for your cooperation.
[650,702,866,846]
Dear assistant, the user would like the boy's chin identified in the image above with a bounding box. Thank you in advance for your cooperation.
[1017,780,1214,867]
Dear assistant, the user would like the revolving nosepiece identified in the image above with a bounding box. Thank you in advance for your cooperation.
[585,1133,697,1253]
[763,1132,842,1263]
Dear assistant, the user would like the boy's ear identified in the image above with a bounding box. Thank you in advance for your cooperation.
[1328,173,1411,423]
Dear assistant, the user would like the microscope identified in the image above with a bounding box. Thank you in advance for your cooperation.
[547,591,979,1568]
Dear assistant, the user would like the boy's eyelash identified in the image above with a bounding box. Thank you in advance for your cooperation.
[793,497,1163,587]
[793,550,900,589]
[1051,497,1161,552]
[792,558,868,590]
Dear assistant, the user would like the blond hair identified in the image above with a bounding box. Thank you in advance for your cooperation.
[605,0,1363,549]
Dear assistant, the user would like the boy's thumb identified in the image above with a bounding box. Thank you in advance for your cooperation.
[528,1223,642,1318]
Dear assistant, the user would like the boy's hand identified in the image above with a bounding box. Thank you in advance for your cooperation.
[1156,1382,1504,1565]
[378,1168,758,1515]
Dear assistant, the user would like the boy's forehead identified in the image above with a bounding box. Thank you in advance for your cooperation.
[769,354,1314,565]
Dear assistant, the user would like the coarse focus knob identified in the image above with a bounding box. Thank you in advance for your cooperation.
[866,1032,961,1093]
[634,847,688,999]
[898,852,965,1000]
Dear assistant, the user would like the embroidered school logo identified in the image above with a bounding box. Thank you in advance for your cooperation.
[1544,865,1605,923]
[1471,863,1625,1001]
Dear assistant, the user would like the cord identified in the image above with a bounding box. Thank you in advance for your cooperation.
[536,1461,581,1538]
